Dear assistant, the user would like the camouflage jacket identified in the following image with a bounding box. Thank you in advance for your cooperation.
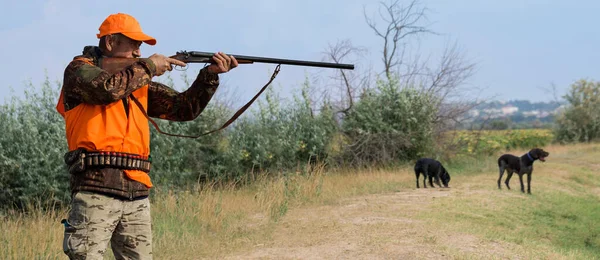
[61,46,220,200]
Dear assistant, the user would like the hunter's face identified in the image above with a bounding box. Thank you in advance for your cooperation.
[106,35,142,58]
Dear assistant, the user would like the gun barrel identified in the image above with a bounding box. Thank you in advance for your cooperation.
[177,51,354,70]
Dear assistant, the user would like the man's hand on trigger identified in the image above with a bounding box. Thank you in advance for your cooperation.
[148,54,187,76]
[207,52,239,74]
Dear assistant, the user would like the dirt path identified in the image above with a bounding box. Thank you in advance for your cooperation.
[217,145,600,259]
[224,185,525,260]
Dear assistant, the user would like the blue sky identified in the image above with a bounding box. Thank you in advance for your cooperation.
[1,0,599,105]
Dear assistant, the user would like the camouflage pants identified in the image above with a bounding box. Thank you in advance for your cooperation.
[62,191,153,260]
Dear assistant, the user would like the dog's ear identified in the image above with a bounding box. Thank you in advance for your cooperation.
[442,167,450,177]
[536,148,549,157]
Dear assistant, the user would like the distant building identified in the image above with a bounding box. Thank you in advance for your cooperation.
[501,106,518,115]
[523,110,540,117]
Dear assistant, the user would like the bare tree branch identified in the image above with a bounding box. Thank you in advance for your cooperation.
[320,39,370,116]
[538,82,563,104]
[363,0,436,81]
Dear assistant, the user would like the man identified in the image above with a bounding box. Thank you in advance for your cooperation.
[56,13,238,259]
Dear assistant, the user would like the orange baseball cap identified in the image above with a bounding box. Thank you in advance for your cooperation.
[96,13,156,45]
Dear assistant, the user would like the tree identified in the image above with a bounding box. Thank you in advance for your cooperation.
[554,79,600,143]
[321,39,371,117]
[321,0,481,164]
[363,0,434,82]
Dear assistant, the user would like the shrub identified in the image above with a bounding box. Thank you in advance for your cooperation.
[554,79,600,143]
[0,78,69,210]
[340,77,439,166]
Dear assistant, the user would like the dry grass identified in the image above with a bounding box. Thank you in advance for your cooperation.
[1,143,599,259]
[1,205,67,260]
[149,164,416,258]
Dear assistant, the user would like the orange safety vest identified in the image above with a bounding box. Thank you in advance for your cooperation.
[56,59,153,188]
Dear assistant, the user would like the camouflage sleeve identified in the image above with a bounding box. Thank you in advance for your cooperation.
[147,67,220,121]
[62,58,157,107]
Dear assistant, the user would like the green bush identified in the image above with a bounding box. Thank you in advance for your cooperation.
[148,104,233,187]
[0,78,69,210]
[149,77,338,184]
[554,79,600,143]
[340,77,439,166]
[226,81,338,177]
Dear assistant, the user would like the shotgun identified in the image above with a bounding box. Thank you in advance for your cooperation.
[99,51,354,138]
[171,51,355,70]
[101,50,355,74]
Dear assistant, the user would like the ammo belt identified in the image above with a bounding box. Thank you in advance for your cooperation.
[64,148,151,174]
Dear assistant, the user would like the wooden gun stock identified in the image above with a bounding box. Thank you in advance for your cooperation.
[100,57,145,75]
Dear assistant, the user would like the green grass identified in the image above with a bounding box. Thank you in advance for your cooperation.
[418,144,600,259]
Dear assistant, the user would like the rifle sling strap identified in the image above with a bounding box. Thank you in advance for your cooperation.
[130,64,281,138]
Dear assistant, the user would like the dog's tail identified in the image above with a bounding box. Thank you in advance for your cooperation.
[497,155,507,167]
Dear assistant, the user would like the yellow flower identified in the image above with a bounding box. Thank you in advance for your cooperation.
[241,149,250,158]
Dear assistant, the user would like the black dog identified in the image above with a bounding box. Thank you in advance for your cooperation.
[414,158,451,188]
[497,148,549,194]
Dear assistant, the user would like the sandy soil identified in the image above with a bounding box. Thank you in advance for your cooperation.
[223,187,529,260]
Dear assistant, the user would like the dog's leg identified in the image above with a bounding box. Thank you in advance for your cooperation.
[415,170,420,188]
[434,176,443,188]
[527,172,532,194]
[505,171,513,190]
[434,169,443,188]
[422,165,428,188]
[498,164,505,189]
[428,175,434,188]
[518,173,525,193]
